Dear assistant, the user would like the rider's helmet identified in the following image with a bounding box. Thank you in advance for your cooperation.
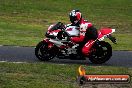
[69,9,82,26]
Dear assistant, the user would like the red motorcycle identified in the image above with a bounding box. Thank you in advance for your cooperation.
[35,23,116,64]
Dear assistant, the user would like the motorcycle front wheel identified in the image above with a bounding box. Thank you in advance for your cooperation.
[89,41,112,64]
[35,41,57,61]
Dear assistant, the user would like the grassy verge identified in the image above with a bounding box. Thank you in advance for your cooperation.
[0,20,131,50]
[0,21,44,46]
[0,62,132,88]
[0,0,131,50]
[105,33,132,50]
[0,0,131,87]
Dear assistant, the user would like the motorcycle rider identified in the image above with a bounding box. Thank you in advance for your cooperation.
[69,9,98,56]
[45,9,98,56]
[45,9,117,56]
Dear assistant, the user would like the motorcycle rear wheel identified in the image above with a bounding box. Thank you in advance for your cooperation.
[89,41,112,64]
[35,41,57,61]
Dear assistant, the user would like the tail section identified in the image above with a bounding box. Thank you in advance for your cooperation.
[100,28,115,35]
[98,28,116,41]
[111,29,115,33]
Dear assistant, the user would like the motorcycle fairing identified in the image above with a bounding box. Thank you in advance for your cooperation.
[98,28,115,41]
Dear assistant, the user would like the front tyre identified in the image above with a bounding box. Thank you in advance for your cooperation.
[89,41,112,64]
[35,41,56,61]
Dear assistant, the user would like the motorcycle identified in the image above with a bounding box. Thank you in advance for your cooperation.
[35,23,116,64]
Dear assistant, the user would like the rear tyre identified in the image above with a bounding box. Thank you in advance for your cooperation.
[89,41,112,64]
[35,41,57,61]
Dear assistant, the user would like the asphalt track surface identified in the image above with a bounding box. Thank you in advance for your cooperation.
[0,46,132,67]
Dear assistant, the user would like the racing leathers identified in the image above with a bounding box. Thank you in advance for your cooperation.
[70,18,98,56]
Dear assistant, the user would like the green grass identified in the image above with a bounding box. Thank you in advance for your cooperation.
[0,0,131,50]
[0,21,44,46]
[0,62,78,88]
[104,33,132,50]
[0,62,131,88]
[0,1,131,88]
